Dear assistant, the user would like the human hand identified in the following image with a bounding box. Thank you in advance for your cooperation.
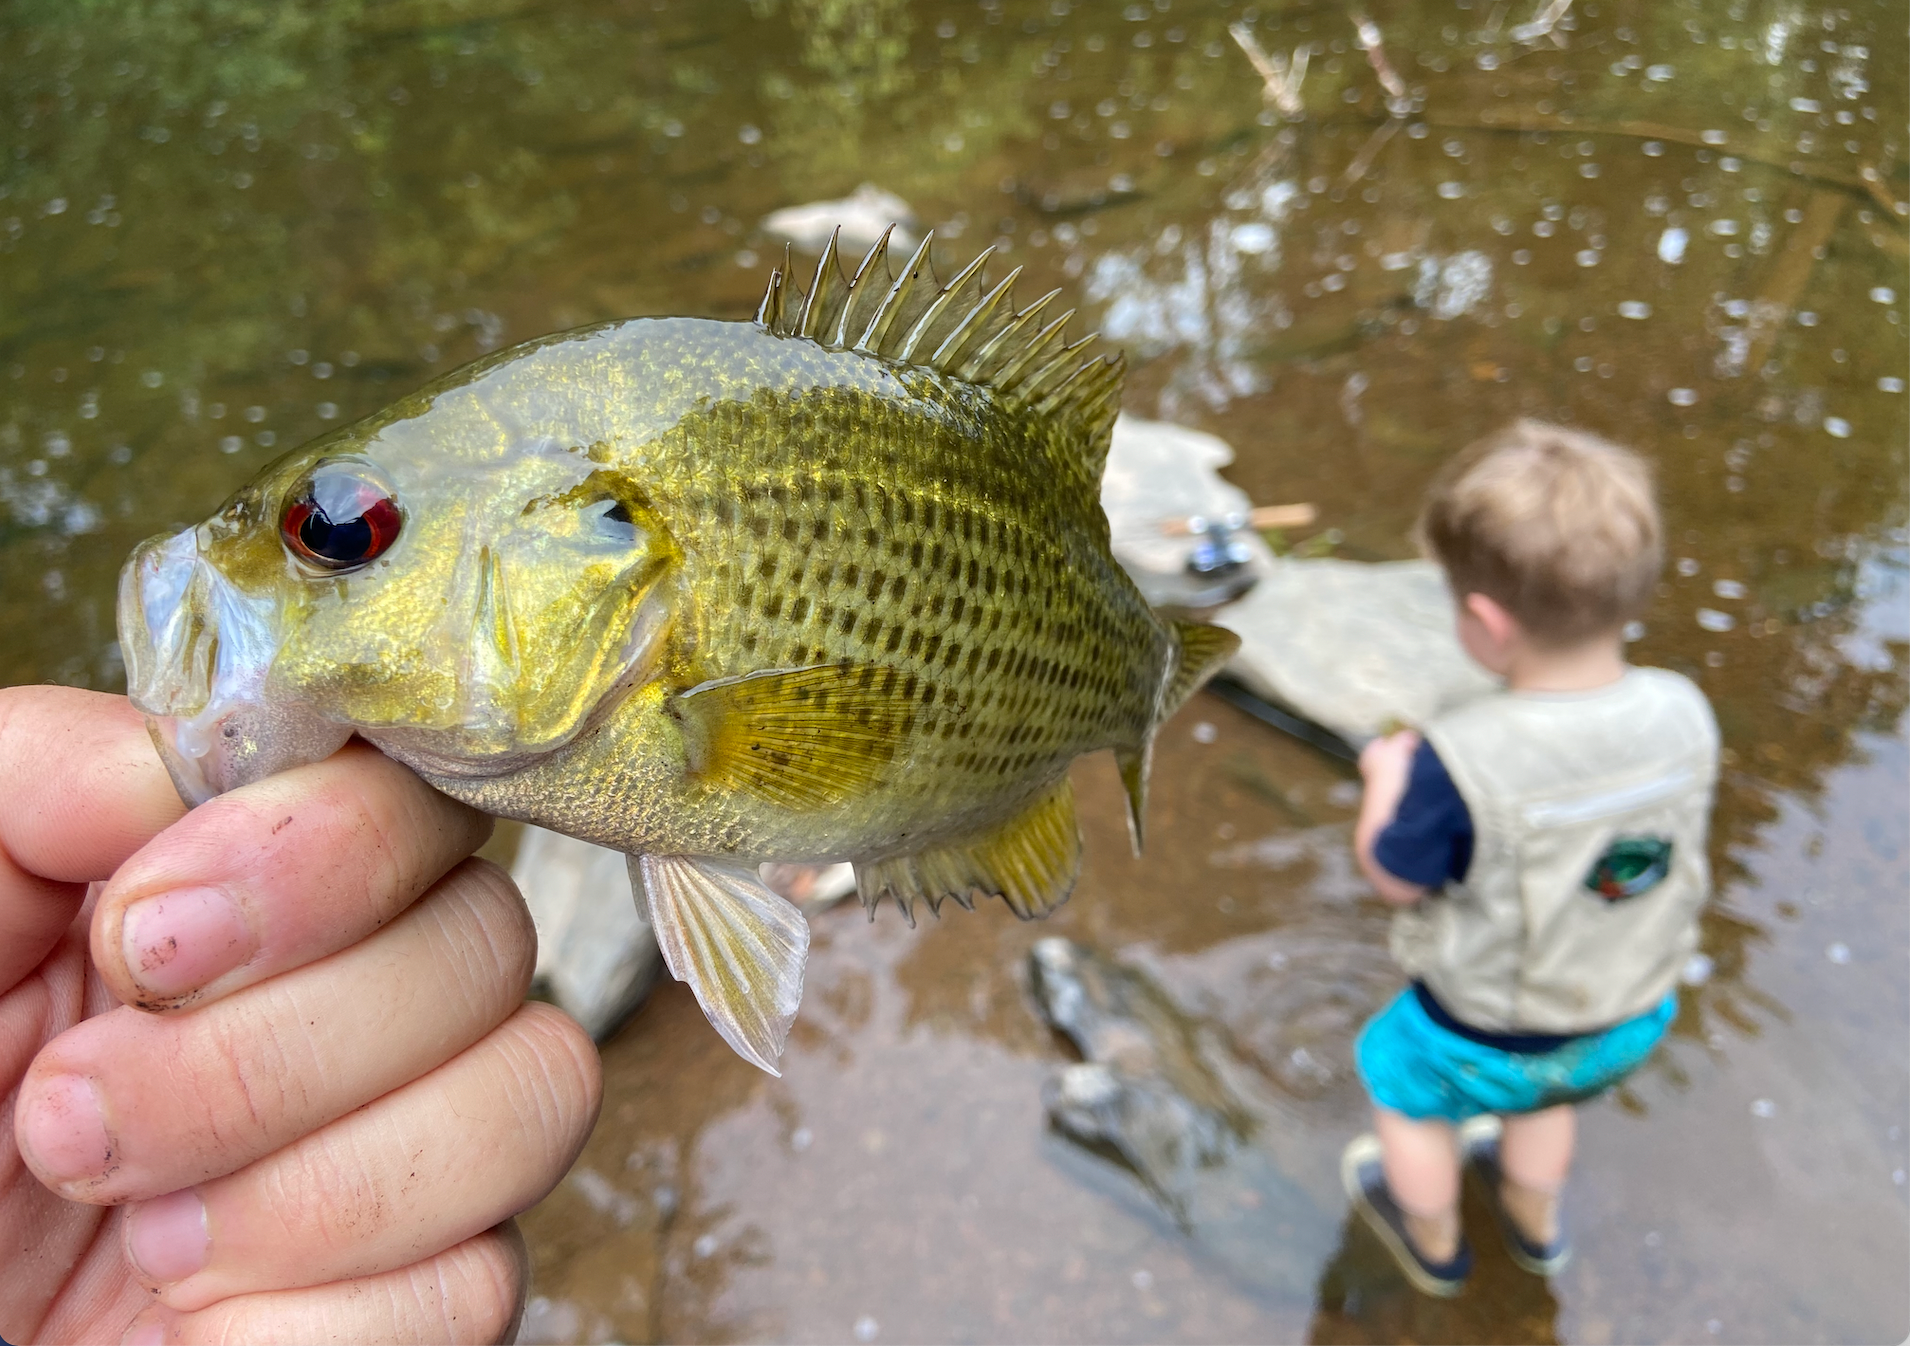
[2,686,602,1344]
[1357,727,1421,790]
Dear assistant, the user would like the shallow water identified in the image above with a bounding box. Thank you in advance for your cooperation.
[3,0,1905,1340]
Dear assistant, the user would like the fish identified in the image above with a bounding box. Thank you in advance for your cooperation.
[117,228,1240,1073]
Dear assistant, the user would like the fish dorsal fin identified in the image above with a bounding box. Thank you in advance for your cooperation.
[755,229,1126,479]
[1160,621,1241,722]
[635,853,809,1075]
[852,775,1081,926]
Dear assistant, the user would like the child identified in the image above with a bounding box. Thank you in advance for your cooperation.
[1341,420,1719,1297]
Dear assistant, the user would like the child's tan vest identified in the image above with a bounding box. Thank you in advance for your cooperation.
[1390,668,1719,1034]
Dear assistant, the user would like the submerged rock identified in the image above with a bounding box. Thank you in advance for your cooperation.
[760,183,919,254]
[1028,938,1337,1295]
[1031,937,1247,1223]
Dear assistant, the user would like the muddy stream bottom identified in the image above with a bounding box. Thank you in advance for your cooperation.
[514,698,1907,1345]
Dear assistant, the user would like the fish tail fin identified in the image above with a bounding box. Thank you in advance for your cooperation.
[854,776,1081,923]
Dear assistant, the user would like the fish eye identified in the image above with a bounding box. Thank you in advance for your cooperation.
[281,462,403,571]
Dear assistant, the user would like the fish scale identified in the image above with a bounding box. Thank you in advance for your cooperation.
[118,228,1241,1073]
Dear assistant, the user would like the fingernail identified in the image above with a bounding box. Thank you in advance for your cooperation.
[121,887,256,999]
[121,1314,172,1346]
[126,1188,210,1284]
[18,1072,113,1186]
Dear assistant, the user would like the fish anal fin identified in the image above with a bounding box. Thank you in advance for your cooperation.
[671,664,933,811]
[635,853,810,1075]
[854,777,1082,923]
[1161,621,1240,722]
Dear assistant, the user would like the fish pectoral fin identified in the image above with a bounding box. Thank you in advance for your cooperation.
[634,853,810,1076]
[670,663,936,811]
[1161,621,1241,721]
[855,776,1081,923]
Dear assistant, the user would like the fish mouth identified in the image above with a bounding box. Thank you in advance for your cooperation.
[118,528,351,805]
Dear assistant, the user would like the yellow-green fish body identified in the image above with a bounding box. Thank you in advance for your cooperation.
[119,232,1237,1070]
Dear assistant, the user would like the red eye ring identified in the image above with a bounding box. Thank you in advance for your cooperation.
[281,464,402,571]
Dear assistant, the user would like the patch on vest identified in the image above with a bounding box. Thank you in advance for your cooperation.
[1583,835,1673,901]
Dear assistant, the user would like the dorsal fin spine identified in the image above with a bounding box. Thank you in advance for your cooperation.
[932,268,1021,372]
[798,228,844,340]
[959,288,1059,381]
[1020,335,1097,401]
[857,230,935,354]
[897,247,994,361]
[830,224,895,347]
[755,234,1125,464]
[993,311,1075,392]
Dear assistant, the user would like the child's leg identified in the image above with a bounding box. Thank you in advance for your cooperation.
[1374,1107,1463,1261]
[1497,1104,1575,1244]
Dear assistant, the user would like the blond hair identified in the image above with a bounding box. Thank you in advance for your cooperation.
[1416,420,1662,648]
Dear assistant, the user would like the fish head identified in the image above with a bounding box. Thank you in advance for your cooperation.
[119,393,675,804]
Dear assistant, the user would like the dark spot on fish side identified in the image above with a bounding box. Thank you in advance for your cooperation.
[273,814,294,834]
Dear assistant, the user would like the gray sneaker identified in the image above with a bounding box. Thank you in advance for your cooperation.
[1339,1134,1473,1298]
[1457,1115,1572,1276]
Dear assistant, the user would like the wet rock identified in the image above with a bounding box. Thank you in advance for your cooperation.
[760,860,858,915]
[1215,556,1498,744]
[1100,414,1278,609]
[513,826,661,1043]
[760,183,918,254]
[1100,414,1494,743]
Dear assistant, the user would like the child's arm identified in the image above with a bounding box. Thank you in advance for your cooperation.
[1354,729,1433,905]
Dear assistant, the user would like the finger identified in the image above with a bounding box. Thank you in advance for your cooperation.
[92,740,491,1011]
[16,860,534,1203]
[0,687,184,991]
[121,1220,528,1346]
[127,1002,599,1312]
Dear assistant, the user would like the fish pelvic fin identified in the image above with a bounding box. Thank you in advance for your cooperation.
[1160,621,1240,723]
[635,853,810,1076]
[669,663,943,812]
[754,233,1125,485]
[854,775,1082,923]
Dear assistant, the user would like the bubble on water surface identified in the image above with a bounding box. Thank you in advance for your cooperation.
[1681,953,1715,985]
[1658,228,1688,263]
[1713,579,1747,600]
[1696,608,1735,633]
[1618,301,1651,319]
[1826,942,1851,964]
[1668,387,1698,406]
[1750,1099,1776,1119]
[1880,378,1905,393]
[1192,721,1218,744]
[853,1317,879,1342]
[1824,417,1852,438]
[693,1233,719,1258]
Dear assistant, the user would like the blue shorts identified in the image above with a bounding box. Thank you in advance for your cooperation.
[1355,986,1677,1122]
